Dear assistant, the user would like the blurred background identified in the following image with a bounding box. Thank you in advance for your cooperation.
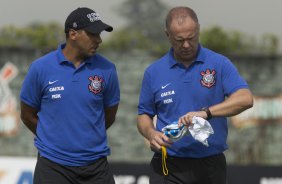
[0,0,282,183]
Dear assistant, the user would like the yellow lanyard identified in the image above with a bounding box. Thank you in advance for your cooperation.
[161,146,168,176]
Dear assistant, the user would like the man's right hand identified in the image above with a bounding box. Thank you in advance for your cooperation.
[148,130,173,153]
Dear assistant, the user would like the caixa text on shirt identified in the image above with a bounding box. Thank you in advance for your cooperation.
[161,90,175,104]
[49,86,64,92]
[49,86,64,99]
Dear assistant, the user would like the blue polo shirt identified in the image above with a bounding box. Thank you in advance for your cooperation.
[138,45,248,158]
[20,44,120,166]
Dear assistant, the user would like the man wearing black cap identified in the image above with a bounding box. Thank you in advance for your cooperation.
[20,7,120,184]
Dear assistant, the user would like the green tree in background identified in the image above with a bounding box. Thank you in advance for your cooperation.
[102,0,279,56]
[200,26,279,55]
[0,22,64,51]
[0,0,279,56]
[259,33,279,55]
[118,0,167,41]
[102,0,170,55]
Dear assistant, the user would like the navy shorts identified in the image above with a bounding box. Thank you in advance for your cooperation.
[34,154,115,184]
[150,153,226,184]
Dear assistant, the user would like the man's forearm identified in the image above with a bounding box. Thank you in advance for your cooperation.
[21,118,38,135]
[137,114,155,140]
[104,104,119,130]
[20,101,39,135]
[209,89,253,117]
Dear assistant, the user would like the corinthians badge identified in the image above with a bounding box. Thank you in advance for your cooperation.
[200,69,216,88]
[88,75,104,94]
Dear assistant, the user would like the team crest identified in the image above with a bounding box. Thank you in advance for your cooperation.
[200,69,216,88]
[88,75,104,94]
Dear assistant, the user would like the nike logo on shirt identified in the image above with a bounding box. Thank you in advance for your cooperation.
[161,83,171,89]
[49,80,58,85]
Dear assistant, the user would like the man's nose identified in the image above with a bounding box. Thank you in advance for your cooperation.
[182,40,190,48]
[95,36,102,44]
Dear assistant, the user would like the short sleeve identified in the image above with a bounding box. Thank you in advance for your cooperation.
[138,69,156,117]
[103,66,120,107]
[20,63,42,109]
[221,58,248,96]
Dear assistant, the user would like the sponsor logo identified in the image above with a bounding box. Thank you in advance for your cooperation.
[48,80,58,85]
[114,175,149,184]
[49,86,64,92]
[51,94,61,99]
[163,98,173,104]
[161,90,175,97]
[161,83,171,89]
[72,22,78,28]
[260,177,282,184]
[87,12,101,22]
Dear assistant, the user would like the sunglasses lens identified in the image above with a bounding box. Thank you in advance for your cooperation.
[164,129,180,138]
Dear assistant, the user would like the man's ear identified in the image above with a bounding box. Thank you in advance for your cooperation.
[68,29,78,40]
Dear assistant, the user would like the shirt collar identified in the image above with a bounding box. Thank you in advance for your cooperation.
[195,44,206,63]
[168,44,207,68]
[56,43,93,65]
[56,44,68,64]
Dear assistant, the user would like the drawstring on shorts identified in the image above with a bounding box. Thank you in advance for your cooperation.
[161,146,168,176]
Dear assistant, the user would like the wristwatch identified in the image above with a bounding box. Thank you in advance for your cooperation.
[201,107,212,120]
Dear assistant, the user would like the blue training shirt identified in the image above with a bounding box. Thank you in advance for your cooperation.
[138,45,248,158]
[20,44,120,166]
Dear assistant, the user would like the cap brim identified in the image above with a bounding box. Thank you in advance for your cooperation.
[84,21,113,34]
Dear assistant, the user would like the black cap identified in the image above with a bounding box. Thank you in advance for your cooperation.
[65,7,113,34]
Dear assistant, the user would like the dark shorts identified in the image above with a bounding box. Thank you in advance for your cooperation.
[150,153,226,184]
[34,154,115,184]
